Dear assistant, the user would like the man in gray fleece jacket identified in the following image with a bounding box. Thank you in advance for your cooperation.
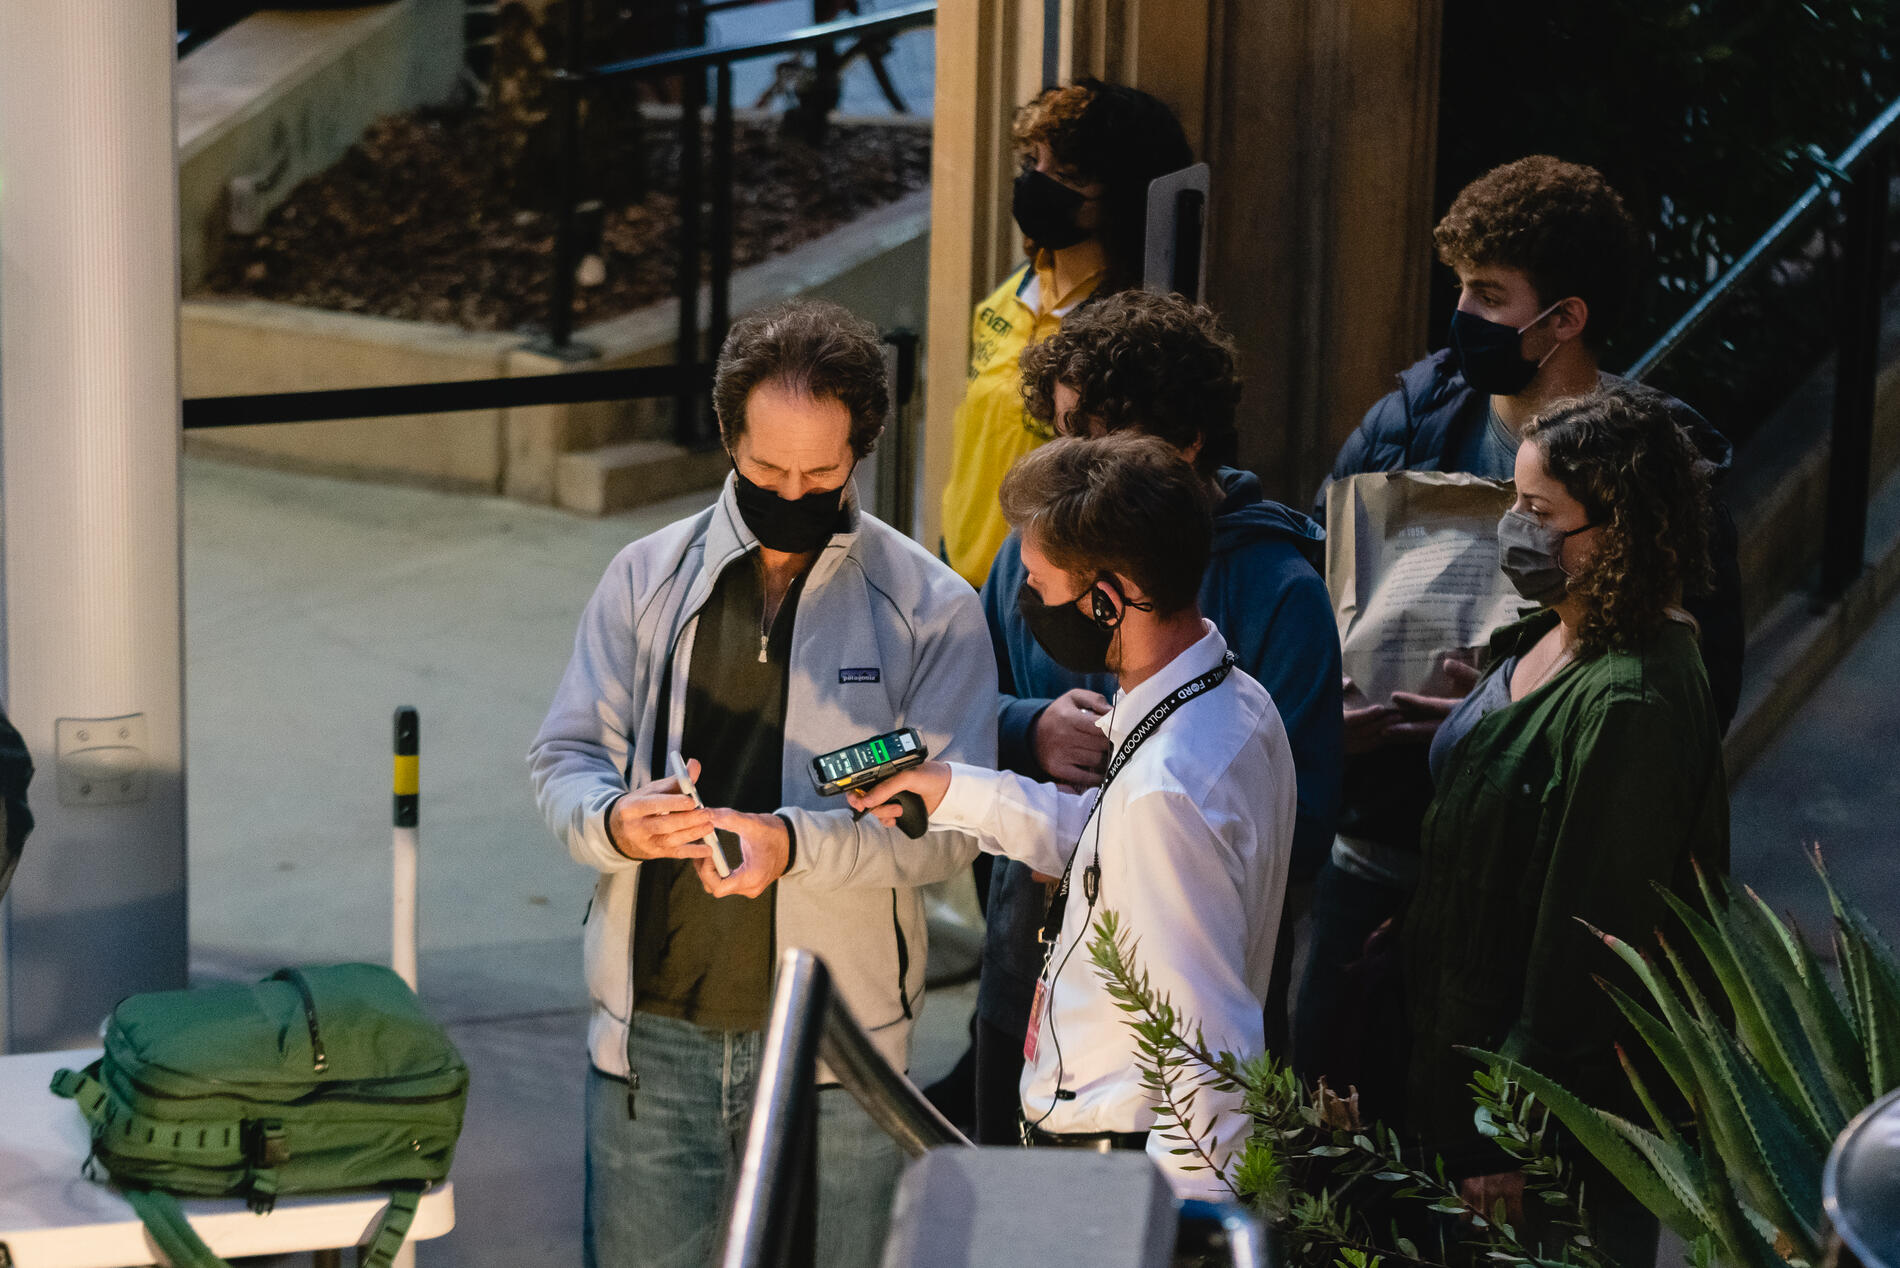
[529,300,995,1268]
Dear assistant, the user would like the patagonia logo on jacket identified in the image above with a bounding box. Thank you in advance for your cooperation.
[840,667,881,684]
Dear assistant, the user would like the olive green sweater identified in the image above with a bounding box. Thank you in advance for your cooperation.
[1400,610,1729,1166]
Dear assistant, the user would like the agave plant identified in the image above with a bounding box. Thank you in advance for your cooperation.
[1468,848,1900,1268]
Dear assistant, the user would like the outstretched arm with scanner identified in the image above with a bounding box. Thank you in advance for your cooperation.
[851,760,1090,880]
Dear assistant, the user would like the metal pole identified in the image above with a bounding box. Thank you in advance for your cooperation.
[676,64,707,446]
[1818,147,1890,602]
[542,0,588,356]
[708,60,736,391]
[392,707,420,993]
[716,950,829,1268]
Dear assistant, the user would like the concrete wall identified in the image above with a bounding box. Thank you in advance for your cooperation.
[177,0,464,291]
[182,301,519,492]
[182,188,932,509]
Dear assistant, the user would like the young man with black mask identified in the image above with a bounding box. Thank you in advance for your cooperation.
[850,433,1296,1200]
[530,299,996,1268]
[960,290,1341,1146]
[1297,156,1745,1099]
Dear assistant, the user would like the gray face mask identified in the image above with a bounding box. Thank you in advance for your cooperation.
[1497,509,1594,604]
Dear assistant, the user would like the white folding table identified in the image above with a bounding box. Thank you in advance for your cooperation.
[0,1048,454,1267]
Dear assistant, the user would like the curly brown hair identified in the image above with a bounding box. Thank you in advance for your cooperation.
[1524,383,1712,656]
[999,433,1213,615]
[1009,79,1193,293]
[712,299,888,460]
[1434,156,1644,347]
[1018,290,1240,476]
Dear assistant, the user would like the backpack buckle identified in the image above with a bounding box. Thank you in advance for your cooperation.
[244,1118,290,1168]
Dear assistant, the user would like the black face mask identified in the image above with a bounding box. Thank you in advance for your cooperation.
[1448,301,1562,397]
[1011,168,1091,251]
[731,466,849,554]
[1017,581,1115,675]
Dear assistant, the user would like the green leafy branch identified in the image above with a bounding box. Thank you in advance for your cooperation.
[1087,908,1241,1196]
[1087,910,1606,1268]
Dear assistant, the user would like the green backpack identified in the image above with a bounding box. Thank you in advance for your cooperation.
[51,963,469,1268]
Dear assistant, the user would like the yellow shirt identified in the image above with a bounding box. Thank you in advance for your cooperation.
[938,254,1103,587]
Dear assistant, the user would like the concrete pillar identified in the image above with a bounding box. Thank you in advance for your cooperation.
[1203,0,1444,505]
[0,0,189,1050]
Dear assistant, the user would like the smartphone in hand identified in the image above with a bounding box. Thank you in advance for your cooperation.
[668,752,741,878]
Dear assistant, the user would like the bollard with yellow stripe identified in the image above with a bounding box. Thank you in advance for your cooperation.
[394,706,419,827]
[392,706,420,992]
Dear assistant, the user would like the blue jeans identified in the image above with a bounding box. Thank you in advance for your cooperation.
[584,1011,902,1268]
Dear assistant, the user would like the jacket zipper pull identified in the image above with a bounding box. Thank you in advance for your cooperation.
[758,632,769,664]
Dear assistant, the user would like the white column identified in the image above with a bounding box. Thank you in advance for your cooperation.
[0,0,188,1051]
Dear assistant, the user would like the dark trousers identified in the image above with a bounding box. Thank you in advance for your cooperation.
[1293,860,1408,1090]
[973,1014,1028,1145]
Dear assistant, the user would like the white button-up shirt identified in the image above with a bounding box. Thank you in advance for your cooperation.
[932,621,1296,1199]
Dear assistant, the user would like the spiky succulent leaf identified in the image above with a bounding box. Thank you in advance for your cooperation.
[1688,1014,1826,1262]
[1655,883,1802,1109]
[1614,1043,1685,1150]
[1672,879,1849,1137]
[1463,1047,1703,1241]
[1781,917,1872,1109]
[1814,847,1900,1095]
[1597,977,1697,1111]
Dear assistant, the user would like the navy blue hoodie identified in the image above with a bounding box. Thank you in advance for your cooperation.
[975,468,1345,1029]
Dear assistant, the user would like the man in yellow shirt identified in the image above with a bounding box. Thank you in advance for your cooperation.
[938,79,1192,588]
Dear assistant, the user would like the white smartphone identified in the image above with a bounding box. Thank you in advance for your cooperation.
[667,751,736,879]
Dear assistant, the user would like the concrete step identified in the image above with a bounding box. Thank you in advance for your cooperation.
[554,440,728,516]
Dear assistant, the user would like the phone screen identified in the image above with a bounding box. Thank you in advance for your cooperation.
[815,729,919,785]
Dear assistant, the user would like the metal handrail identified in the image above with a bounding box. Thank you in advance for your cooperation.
[588,2,935,81]
[1628,92,1900,602]
[1628,95,1900,382]
[817,966,968,1158]
[714,949,968,1268]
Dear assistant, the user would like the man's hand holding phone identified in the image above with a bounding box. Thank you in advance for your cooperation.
[608,758,716,862]
[694,810,791,899]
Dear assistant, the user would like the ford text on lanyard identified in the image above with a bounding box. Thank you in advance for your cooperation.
[1038,652,1237,949]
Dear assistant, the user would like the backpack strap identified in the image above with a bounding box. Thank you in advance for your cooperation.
[122,1186,228,1268]
[104,1168,420,1268]
[360,1184,424,1268]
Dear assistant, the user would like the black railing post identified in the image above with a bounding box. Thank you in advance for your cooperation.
[675,62,707,446]
[708,60,736,384]
[539,0,591,359]
[1819,145,1891,602]
[878,329,920,535]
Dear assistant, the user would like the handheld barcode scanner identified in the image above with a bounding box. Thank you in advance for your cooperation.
[811,727,930,839]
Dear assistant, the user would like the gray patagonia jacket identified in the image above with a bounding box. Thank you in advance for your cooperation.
[529,476,996,1078]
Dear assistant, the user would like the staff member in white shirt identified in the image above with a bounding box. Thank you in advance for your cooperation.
[849,432,1296,1198]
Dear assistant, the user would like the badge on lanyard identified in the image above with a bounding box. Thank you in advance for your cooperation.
[1024,978,1046,1063]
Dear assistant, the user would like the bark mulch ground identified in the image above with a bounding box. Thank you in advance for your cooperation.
[196,108,931,333]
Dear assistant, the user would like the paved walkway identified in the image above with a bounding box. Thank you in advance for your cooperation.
[180,453,1900,1265]
[1728,574,1900,971]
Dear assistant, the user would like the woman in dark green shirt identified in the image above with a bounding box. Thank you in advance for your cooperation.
[1400,384,1729,1264]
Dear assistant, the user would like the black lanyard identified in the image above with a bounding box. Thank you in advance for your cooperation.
[1038,652,1236,948]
